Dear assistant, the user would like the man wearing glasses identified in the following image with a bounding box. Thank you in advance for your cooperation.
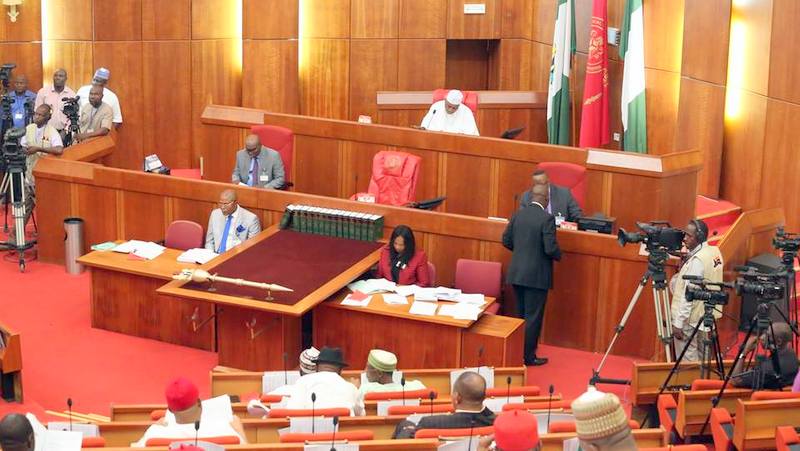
[205,189,261,253]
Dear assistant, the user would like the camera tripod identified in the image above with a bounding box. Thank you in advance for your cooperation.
[778,248,798,350]
[591,247,675,386]
[0,151,35,272]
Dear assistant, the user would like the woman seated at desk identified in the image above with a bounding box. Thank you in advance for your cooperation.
[375,225,431,287]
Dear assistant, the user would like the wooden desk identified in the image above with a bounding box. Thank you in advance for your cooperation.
[631,360,736,406]
[0,322,23,402]
[95,441,440,451]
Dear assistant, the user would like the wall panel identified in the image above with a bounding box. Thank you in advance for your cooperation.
[349,39,398,120]
[720,90,767,210]
[142,0,191,40]
[299,39,349,119]
[192,0,240,39]
[242,40,300,113]
[644,69,681,154]
[642,0,684,73]
[243,0,298,39]
[0,43,43,90]
[399,0,446,38]
[0,0,41,41]
[447,0,502,39]
[300,0,351,39]
[733,0,773,97]
[502,0,533,39]
[43,41,94,88]
[398,39,446,90]
[351,0,398,38]
[767,0,800,104]
[443,153,492,217]
[490,39,532,90]
[759,100,800,230]
[45,0,92,40]
[531,0,555,45]
[94,0,142,41]
[681,0,730,85]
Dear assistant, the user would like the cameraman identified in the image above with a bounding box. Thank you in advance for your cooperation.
[670,219,724,361]
[732,322,799,389]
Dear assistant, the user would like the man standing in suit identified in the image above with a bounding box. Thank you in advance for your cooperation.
[504,184,562,366]
[518,169,583,222]
[205,189,261,253]
[232,134,285,189]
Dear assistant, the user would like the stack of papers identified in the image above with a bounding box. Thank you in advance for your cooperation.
[394,285,419,297]
[177,248,219,264]
[341,291,372,307]
[454,293,486,305]
[437,303,481,321]
[347,278,397,294]
[382,293,408,305]
[412,288,438,302]
[409,301,437,316]
[435,286,462,301]
[112,240,166,260]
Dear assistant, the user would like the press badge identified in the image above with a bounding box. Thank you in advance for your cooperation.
[259,174,270,182]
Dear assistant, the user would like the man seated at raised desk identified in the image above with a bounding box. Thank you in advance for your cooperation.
[205,189,261,254]
[231,134,285,189]
[75,85,112,143]
[518,168,583,223]
[358,349,425,396]
[418,89,480,136]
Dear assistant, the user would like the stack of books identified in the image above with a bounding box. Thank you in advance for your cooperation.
[279,204,384,241]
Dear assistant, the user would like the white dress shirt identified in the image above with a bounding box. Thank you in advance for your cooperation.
[420,100,480,136]
[284,371,365,416]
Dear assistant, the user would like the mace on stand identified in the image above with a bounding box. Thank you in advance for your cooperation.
[173,268,293,301]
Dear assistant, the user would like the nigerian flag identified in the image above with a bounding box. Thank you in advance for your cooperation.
[546,0,576,146]
[620,0,647,153]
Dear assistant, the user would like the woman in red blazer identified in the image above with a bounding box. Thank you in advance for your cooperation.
[375,225,431,287]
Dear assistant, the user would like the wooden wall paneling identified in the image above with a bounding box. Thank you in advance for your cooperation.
[607,173,667,229]
[93,0,142,41]
[642,0,684,73]
[446,40,491,91]
[720,90,767,211]
[758,100,800,231]
[398,39,446,90]
[242,39,300,114]
[733,0,774,97]
[171,198,217,235]
[142,0,191,40]
[243,0,299,39]
[300,0,351,39]
[292,135,342,197]
[543,253,601,350]
[351,0,399,38]
[658,172,698,230]
[501,0,533,39]
[376,109,428,129]
[767,0,800,104]
[446,0,502,39]
[531,0,555,45]
[121,191,166,241]
[443,153,493,217]
[217,306,302,370]
[191,0,240,39]
[341,142,387,196]
[529,41,551,91]
[93,42,144,170]
[399,0,447,38]
[35,179,72,264]
[348,39,398,120]
[644,69,680,154]
[674,78,725,197]
[395,147,440,202]
[680,0,730,85]
[496,159,538,219]
[142,41,193,168]
[574,0,623,59]
[299,39,350,119]
[75,185,118,246]
[44,0,92,40]
[489,39,532,90]
[43,41,94,91]
[0,0,41,41]
[0,43,43,91]
[425,235,482,287]
[583,169,605,215]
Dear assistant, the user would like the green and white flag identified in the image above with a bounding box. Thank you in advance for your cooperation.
[546,0,576,146]
[620,0,647,153]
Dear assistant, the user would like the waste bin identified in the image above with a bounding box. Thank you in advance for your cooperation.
[64,217,85,275]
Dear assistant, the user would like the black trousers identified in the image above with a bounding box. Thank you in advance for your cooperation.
[513,285,548,363]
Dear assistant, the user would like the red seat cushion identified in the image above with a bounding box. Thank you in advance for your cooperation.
[537,162,587,210]
[364,388,436,401]
[280,430,374,443]
[251,125,294,187]
[415,426,494,439]
[267,407,351,418]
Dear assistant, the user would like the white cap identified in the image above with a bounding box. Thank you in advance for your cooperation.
[445,89,464,105]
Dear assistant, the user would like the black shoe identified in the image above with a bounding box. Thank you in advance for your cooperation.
[527,356,548,366]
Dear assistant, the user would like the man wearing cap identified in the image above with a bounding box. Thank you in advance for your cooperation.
[284,347,365,416]
[132,377,247,447]
[0,413,35,451]
[34,68,76,134]
[267,346,320,396]
[419,89,480,136]
[77,67,122,127]
[478,410,541,451]
[359,349,425,396]
[570,387,637,451]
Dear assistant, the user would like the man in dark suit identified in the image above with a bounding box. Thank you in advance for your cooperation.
[393,371,494,438]
[518,169,583,222]
[504,184,562,366]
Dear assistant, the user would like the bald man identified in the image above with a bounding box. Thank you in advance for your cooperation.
[393,371,495,438]
[0,413,35,451]
[419,89,479,136]
[9,75,36,128]
[732,322,799,389]
[34,68,76,132]
[75,85,112,142]
[231,134,285,189]
[205,189,261,253]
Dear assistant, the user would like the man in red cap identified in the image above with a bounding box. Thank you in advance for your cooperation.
[132,377,247,447]
[478,410,541,451]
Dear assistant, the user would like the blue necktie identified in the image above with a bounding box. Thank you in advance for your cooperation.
[218,215,233,253]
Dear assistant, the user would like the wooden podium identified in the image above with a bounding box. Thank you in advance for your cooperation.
[0,322,23,402]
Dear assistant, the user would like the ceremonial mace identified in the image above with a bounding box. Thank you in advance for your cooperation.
[173,268,293,301]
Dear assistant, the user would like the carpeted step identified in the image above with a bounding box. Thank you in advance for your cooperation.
[696,195,741,242]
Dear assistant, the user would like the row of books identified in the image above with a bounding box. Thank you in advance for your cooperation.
[279,204,384,241]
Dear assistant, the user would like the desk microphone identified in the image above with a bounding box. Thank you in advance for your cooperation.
[401,377,406,406]
[546,384,554,433]
[194,420,200,445]
[311,392,317,434]
[330,416,339,451]
[428,391,435,416]
[283,352,289,385]
[477,346,484,369]
[423,110,437,129]
[66,398,73,431]
[505,376,512,404]
[467,419,476,450]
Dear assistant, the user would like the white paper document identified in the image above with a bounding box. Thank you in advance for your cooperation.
[409,301,438,316]
[111,239,149,253]
[438,303,481,321]
[289,416,337,433]
[202,395,235,422]
[263,370,301,393]
[347,278,396,294]
[437,438,478,451]
[454,293,486,305]
[132,241,166,260]
[177,248,219,264]
[435,286,462,301]
[382,293,409,305]
[394,284,420,297]
[413,288,438,302]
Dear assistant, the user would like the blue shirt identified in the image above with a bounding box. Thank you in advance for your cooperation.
[10,90,36,128]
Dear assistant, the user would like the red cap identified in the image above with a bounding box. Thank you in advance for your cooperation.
[165,377,199,412]
[494,410,540,451]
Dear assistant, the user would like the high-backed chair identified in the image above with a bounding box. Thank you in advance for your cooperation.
[353,151,421,206]
[164,220,204,250]
[432,89,479,113]
[250,125,294,189]
[537,162,588,210]
[454,259,502,314]
[776,426,800,451]
[427,261,436,286]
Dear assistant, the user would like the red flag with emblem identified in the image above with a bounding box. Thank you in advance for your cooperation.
[578,0,610,147]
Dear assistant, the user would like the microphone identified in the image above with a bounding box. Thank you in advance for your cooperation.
[67,398,73,431]
[505,376,512,404]
[311,392,317,434]
[478,346,484,368]
[682,275,704,281]
[194,420,200,446]
[283,352,289,385]
[467,419,476,451]
[401,377,406,406]
[428,391,435,416]
[422,110,437,129]
[546,384,554,433]
[330,416,339,451]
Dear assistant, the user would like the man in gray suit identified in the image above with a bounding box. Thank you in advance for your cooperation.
[232,134,285,189]
[518,169,583,222]
[205,189,262,253]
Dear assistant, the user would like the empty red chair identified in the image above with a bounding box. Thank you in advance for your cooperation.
[268,407,352,418]
[656,394,678,440]
[150,409,166,421]
[454,259,502,314]
[548,419,640,433]
[776,425,800,451]
[432,89,479,113]
[709,407,734,451]
[387,404,454,416]
[485,386,541,397]
[81,436,106,448]
[165,220,204,250]
[280,430,374,443]
[145,435,241,446]
[502,400,573,411]
[537,162,587,210]
[251,125,294,189]
[364,388,437,401]
[353,151,421,206]
[415,426,494,439]
[751,391,800,401]
[691,379,725,391]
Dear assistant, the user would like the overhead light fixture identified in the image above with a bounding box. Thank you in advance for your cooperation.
[3,0,22,22]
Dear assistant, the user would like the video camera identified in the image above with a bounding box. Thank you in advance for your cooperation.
[773,227,800,253]
[682,275,731,306]
[734,265,785,301]
[1,126,26,168]
[618,221,685,252]
[0,63,15,88]
[61,96,80,117]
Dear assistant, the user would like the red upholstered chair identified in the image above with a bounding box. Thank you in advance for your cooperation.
[145,436,241,446]
[268,407,352,418]
[548,419,640,433]
[280,430,374,443]
[415,426,494,439]
[427,261,436,286]
[657,394,678,440]
[150,409,166,421]
[485,386,541,397]
[387,404,454,416]
[454,259,502,314]
[352,151,421,206]
[260,394,288,403]
[776,425,800,451]
[709,407,734,451]
[432,89,479,113]
[251,125,294,189]
[364,388,437,401]
[691,379,725,391]
[537,162,587,210]
[751,391,800,401]
[502,400,573,411]
[164,220,204,250]
[81,436,106,448]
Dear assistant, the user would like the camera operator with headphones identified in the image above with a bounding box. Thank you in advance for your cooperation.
[731,322,798,389]
[670,219,724,361]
